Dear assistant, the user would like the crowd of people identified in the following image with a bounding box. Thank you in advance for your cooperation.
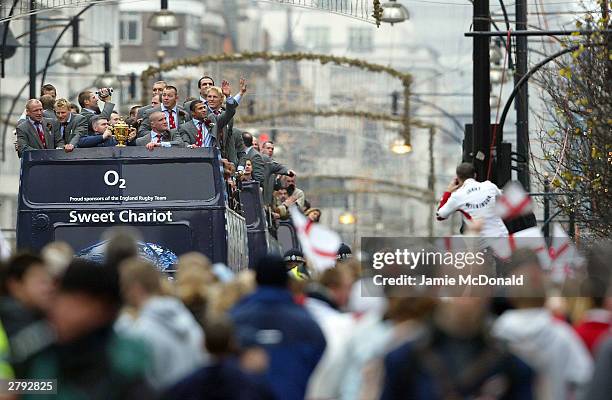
[0,227,610,399]
[13,79,320,223]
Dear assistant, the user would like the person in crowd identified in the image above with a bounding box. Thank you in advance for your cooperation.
[239,159,254,182]
[184,75,215,119]
[230,254,326,400]
[260,140,295,206]
[69,103,79,114]
[129,105,140,120]
[138,85,187,137]
[40,83,57,100]
[78,89,115,134]
[117,258,205,390]
[207,270,256,320]
[137,80,167,120]
[15,99,64,157]
[51,98,88,151]
[102,226,140,271]
[305,208,321,223]
[337,243,352,261]
[586,335,612,400]
[381,296,534,400]
[39,94,56,119]
[135,110,183,150]
[242,131,265,185]
[272,185,296,220]
[574,241,611,354]
[317,264,354,311]
[492,249,592,400]
[284,249,310,281]
[25,258,154,398]
[0,321,14,380]
[252,135,260,152]
[282,175,305,210]
[436,162,509,237]
[40,241,73,280]
[109,110,121,126]
[179,98,233,150]
[77,115,136,148]
[175,252,217,326]
[165,317,275,400]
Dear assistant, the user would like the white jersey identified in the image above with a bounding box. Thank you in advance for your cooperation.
[437,178,509,237]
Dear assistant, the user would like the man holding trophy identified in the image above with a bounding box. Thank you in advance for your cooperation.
[77,115,137,148]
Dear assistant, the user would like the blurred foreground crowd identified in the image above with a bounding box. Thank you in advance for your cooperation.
[0,232,611,400]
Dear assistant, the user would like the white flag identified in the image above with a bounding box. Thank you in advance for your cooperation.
[290,205,341,272]
[0,229,11,261]
[487,227,551,268]
[549,223,583,283]
[495,182,534,220]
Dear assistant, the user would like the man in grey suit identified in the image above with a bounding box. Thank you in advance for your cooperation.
[135,110,183,150]
[16,99,64,158]
[260,140,295,206]
[50,98,88,152]
[78,89,115,134]
[138,85,188,137]
[241,131,265,185]
[40,94,57,120]
[136,80,166,120]
[183,75,215,120]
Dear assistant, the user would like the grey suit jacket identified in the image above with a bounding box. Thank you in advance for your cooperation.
[79,102,115,133]
[261,153,290,205]
[134,129,183,147]
[244,147,265,186]
[51,113,88,146]
[16,118,65,158]
[43,109,56,119]
[178,100,238,148]
[222,122,246,167]
[136,104,153,120]
[138,105,188,137]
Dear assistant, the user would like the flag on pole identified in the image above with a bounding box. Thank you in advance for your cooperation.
[495,182,534,220]
[549,223,583,283]
[290,205,341,272]
[487,227,551,268]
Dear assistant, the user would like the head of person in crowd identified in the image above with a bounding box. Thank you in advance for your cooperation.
[190,100,207,122]
[318,264,354,309]
[206,270,255,319]
[176,252,216,324]
[149,110,167,134]
[455,162,477,185]
[254,254,289,289]
[119,258,162,311]
[129,105,140,120]
[261,141,274,157]
[69,103,80,113]
[152,80,167,96]
[242,159,253,179]
[284,174,297,191]
[585,240,612,307]
[102,226,140,271]
[151,93,162,108]
[252,135,260,152]
[90,115,109,135]
[109,111,121,126]
[242,131,255,149]
[49,259,121,343]
[435,296,490,339]
[284,249,308,280]
[40,94,55,111]
[206,86,224,111]
[41,241,73,280]
[276,187,288,203]
[337,243,352,261]
[1,253,54,313]
[162,85,178,110]
[25,99,44,123]
[305,208,321,223]
[54,98,72,123]
[78,90,101,113]
[40,83,57,99]
[203,316,238,358]
[198,75,215,99]
[503,248,547,308]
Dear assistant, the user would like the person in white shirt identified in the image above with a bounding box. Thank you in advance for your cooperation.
[436,162,509,237]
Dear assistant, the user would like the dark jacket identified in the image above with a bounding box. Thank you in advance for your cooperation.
[77,134,135,148]
[243,147,265,187]
[24,326,154,400]
[230,287,326,400]
[164,358,276,400]
[381,326,534,400]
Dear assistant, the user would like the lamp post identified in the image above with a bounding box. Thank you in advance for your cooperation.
[148,0,180,33]
[381,0,410,25]
[61,18,91,69]
[338,211,358,249]
[156,49,166,80]
[93,43,120,88]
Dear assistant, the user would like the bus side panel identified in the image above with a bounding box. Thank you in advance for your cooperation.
[223,208,248,272]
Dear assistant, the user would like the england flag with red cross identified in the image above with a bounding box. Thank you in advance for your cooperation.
[290,205,341,272]
[495,182,534,220]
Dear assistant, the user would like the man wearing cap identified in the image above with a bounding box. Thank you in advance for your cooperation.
[230,254,326,400]
[284,248,309,281]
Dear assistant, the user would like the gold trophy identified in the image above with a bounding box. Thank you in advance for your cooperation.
[111,119,129,147]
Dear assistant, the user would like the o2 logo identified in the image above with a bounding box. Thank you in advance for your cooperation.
[103,170,126,189]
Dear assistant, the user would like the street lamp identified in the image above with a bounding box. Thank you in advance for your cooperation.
[339,211,356,225]
[148,0,180,33]
[156,49,166,80]
[381,0,409,25]
[61,18,91,69]
[390,138,412,154]
[93,43,120,88]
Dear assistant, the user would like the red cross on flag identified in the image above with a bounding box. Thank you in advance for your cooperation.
[486,227,551,269]
[495,182,534,220]
[549,223,583,283]
[290,205,341,272]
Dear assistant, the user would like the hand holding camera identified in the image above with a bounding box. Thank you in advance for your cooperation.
[96,87,114,101]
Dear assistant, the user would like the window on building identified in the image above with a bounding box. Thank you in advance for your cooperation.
[348,27,373,52]
[159,29,179,47]
[119,13,142,45]
[304,26,330,52]
[185,15,201,49]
